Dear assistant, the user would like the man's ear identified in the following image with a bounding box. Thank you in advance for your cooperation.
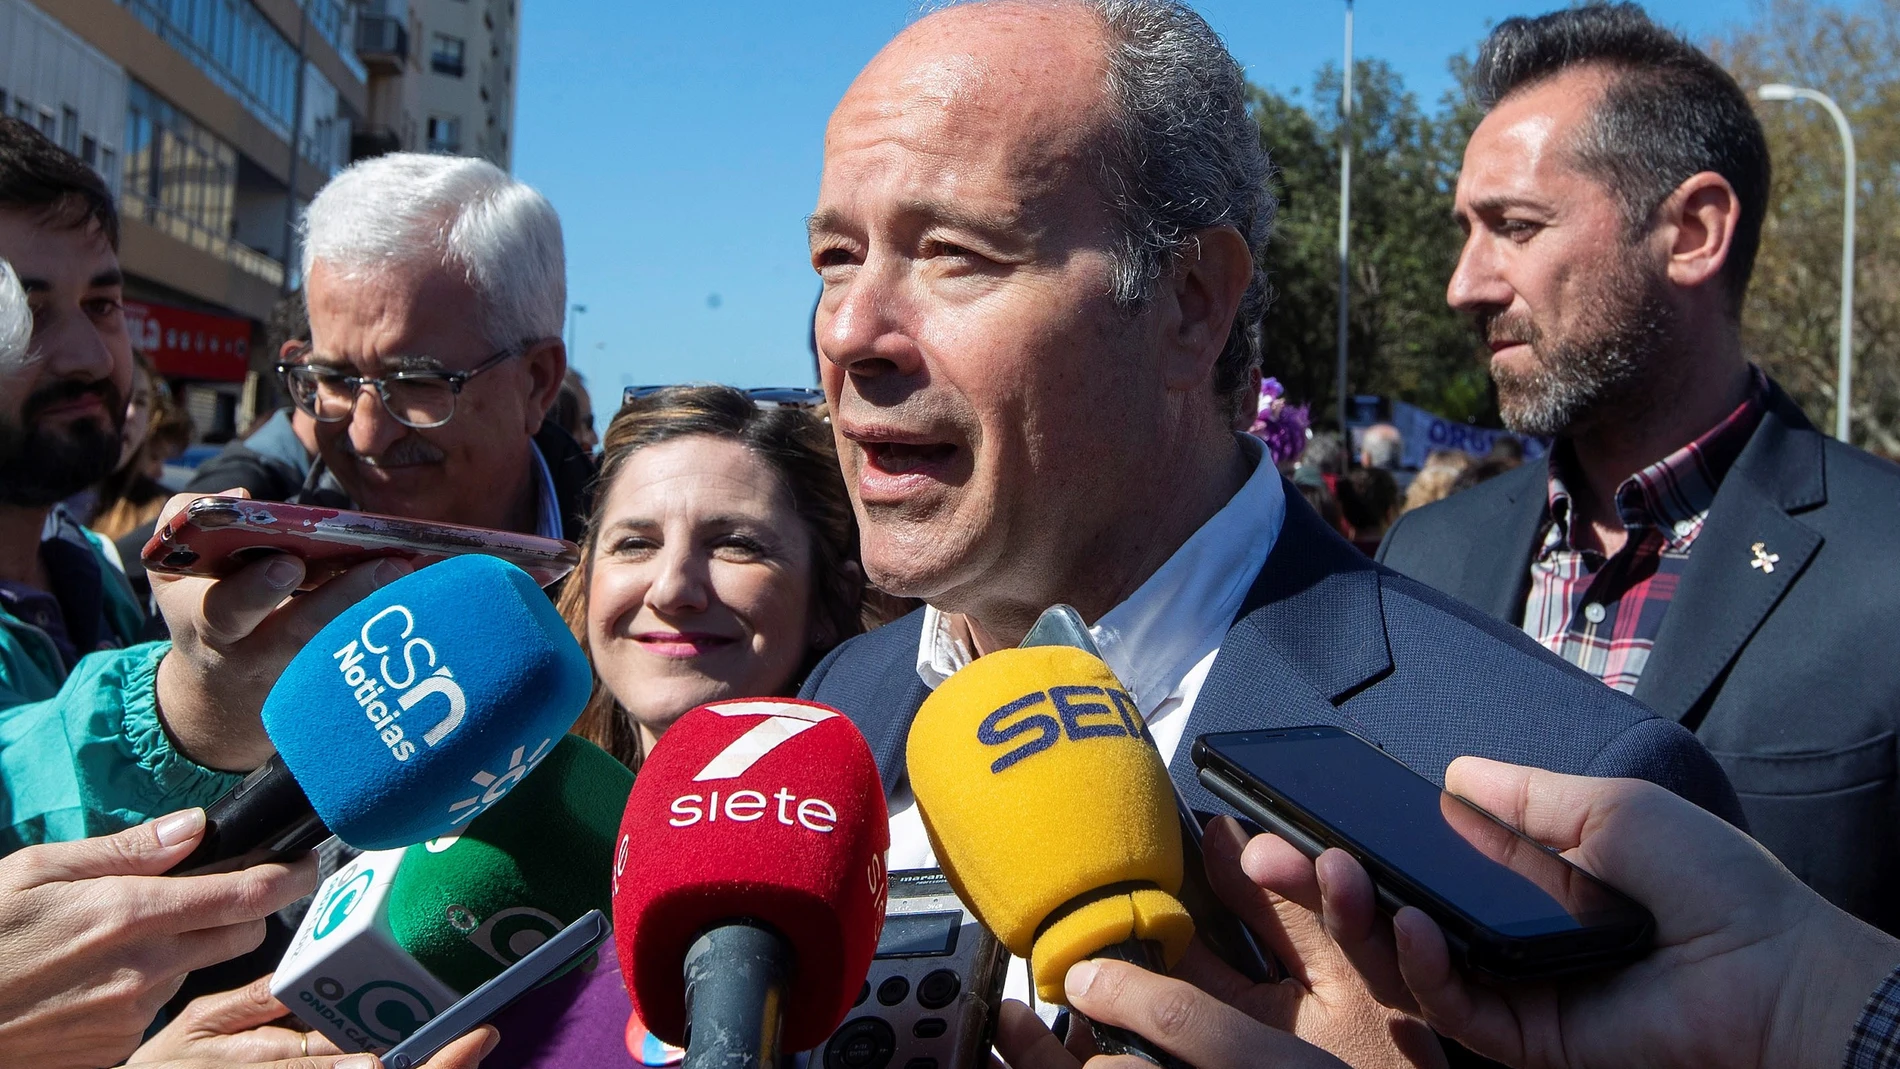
[522,338,568,432]
[1657,171,1740,293]
[1163,225,1253,392]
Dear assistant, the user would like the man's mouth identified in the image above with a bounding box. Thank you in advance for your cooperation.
[34,394,108,420]
[861,439,957,475]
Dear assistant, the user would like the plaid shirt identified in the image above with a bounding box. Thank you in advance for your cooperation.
[1522,370,1767,692]
[1848,965,1900,1068]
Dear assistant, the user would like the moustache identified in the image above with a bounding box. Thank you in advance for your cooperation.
[25,377,124,429]
[338,431,447,468]
[1475,309,1542,350]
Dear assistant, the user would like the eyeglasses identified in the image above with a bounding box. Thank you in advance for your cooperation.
[622,385,824,409]
[278,345,527,430]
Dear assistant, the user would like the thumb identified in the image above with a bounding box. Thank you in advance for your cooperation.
[21,809,206,882]
[178,975,295,1038]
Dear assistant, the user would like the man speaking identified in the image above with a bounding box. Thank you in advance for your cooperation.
[799,0,1739,1056]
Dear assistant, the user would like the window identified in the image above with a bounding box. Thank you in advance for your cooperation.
[61,107,80,153]
[119,81,278,286]
[426,115,461,153]
[431,34,466,77]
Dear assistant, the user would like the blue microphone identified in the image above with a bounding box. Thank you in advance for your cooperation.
[172,555,592,871]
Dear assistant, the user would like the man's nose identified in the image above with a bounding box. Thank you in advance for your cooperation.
[346,385,409,457]
[818,258,925,382]
[38,311,116,383]
[1446,235,1513,315]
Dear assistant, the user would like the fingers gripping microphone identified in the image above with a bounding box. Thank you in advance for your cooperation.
[272,735,631,1053]
[174,555,594,872]
[905,644,1194,1062]
[613,699,889,1069]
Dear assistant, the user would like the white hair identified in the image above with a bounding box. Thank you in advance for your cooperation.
[0,259,31,370]
[300,153,566,351]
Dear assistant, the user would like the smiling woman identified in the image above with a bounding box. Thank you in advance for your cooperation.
[556,384,869,769]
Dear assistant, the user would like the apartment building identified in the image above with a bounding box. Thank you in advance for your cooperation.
[4,0,364,438]
[415,0,516,168]
[0,0,520,438]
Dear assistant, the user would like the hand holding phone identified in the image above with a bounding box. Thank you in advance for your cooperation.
[380,910,612,1069]
[1192,727,1653,980]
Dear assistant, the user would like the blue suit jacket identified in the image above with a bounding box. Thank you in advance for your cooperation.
[801,481,1744,827]
[1379,383,1900,931]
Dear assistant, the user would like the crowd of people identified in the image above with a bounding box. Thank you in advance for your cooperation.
[0,1,1897,1068]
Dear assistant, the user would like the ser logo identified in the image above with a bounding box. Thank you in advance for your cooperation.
[668,702,840,833]
[333,604,467,763]
[978,685,1146,773]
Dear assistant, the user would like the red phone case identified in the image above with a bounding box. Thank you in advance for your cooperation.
[142,497,581,590]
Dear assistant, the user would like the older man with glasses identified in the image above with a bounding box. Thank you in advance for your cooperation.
[0,153,593,849]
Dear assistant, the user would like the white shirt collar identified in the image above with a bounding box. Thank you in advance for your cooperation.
[528,442,563,541]
[915,434,1285,714]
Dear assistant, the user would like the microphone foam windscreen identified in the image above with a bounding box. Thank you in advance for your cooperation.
[612,699,889,1053]
[263,554,593,850]
[906,646,1191,1003]
[386,734,634,993]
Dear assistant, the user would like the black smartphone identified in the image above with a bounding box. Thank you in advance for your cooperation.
[378,910,612,1069]
[1191,727,1654,980]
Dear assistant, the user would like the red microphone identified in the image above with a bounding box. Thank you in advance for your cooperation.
[612,699,889,1069]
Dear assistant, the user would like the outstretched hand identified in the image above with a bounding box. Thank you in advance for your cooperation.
[1247,756,1900,1069]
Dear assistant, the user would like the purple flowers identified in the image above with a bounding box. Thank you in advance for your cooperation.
[1249,377,1311,466]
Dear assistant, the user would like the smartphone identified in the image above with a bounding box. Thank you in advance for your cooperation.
[142,496,580,590]
[1191,727,1654,980]
[379,909,612,1069]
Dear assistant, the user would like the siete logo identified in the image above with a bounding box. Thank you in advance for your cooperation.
[668,702,839,833]
[312,869,375,940]
[978,685,1146,773]
[332,604,468,763]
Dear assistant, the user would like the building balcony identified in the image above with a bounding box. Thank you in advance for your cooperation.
[351,125,403,161]
[356,13,409,75]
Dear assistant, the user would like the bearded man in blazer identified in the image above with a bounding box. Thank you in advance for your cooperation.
[1376,6,1900,935]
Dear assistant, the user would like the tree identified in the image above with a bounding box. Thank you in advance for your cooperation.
[1251,59,1496,427]
[1711,0,1900,455]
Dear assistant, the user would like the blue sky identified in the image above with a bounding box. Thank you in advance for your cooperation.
[513,0,1757,413]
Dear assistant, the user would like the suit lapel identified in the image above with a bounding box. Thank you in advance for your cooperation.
[1169,485,1395,814]
[1633,393,1825,725]
[1460,458,1550,623]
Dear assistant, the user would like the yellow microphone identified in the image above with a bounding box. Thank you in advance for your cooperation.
[905,631,1193,1007]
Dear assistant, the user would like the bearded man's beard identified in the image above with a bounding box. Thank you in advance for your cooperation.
[1480,260,1675,439]
[0,378,126,507]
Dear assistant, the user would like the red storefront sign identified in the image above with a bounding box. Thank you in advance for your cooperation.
[125,300,252,382]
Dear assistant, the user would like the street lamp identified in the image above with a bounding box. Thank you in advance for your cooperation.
[1758,83,1857,442]
[566,303,588,355]
[1335,0,1354,449]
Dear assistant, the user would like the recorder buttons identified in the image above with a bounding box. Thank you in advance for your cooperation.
[916,970,960,1009]
[876,976,910,1006]
[827,1018,896,1069]
[912,1019,947,1040]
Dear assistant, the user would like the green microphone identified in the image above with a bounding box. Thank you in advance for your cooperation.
[387,734,634,993]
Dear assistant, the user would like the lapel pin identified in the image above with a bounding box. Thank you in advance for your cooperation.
[1749,542,1780,574]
